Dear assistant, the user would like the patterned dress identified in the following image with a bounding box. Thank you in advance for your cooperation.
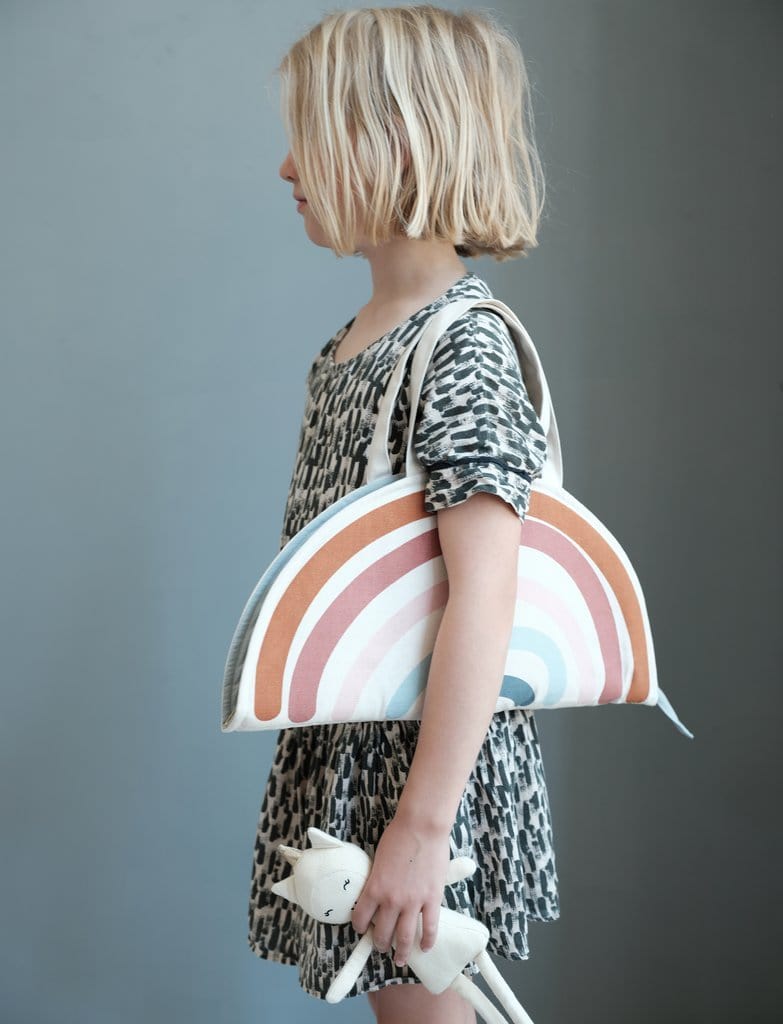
[247,270,560,999]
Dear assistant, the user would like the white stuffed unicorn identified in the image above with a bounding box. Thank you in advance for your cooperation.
[271,826,536,1024]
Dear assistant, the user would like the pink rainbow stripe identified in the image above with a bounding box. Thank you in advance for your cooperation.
[332,579,450,720]
[513,576,598,703]
[523,520,622,702]
[254,490,426,721]
[288,528,441,723]
[334,571,597,720]
[287,517,623,724]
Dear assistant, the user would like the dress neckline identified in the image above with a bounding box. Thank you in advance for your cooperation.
[328,270,479,368]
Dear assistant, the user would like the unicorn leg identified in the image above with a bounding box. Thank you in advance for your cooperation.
[325,931,375,1004]
[474,951,535,1024]
[449,972,509,1024]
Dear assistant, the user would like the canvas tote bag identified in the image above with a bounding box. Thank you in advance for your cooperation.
[220,296,693,739]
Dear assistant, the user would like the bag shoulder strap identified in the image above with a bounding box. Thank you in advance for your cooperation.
[365,296,563,488]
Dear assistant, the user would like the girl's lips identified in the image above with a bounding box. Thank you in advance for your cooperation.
[296,200,307,212]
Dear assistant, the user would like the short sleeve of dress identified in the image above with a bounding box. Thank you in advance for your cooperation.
[411,308,547,522]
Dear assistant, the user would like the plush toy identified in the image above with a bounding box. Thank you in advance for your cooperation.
[271,826,536,1024]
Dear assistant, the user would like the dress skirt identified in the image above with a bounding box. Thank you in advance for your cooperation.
[248,712,559,999]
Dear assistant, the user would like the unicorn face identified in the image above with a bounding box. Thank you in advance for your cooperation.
[306,866,365,923]
[271,827,372,924]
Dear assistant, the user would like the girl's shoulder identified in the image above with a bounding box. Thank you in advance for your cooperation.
[403,271,523,374]
[415,291,546,462]
[427,301,523,387]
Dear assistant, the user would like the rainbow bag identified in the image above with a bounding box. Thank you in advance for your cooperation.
[220,296,693,739]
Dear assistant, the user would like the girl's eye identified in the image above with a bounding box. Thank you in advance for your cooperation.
[324,909,333,917]
[343,878,350,890]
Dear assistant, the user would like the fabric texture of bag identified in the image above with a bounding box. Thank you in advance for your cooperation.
[221,296,693,739]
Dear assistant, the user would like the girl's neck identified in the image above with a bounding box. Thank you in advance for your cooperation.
[360,238,468,312]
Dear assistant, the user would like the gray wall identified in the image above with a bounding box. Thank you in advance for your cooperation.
[1,2,779,1021]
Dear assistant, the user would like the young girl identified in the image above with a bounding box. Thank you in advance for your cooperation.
[248,6,559,1021]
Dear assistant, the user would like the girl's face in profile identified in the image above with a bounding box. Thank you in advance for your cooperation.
[279,150,328,249]
[279,149,369,255]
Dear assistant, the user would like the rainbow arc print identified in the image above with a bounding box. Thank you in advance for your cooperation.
[220,471,692,737]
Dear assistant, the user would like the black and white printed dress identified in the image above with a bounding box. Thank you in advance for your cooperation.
[247,270,560,999]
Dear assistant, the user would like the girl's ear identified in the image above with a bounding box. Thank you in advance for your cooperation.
[271,875,299,906]
[307,827,344,850]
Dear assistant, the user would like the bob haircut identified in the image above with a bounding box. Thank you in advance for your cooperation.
[273,4,546,261]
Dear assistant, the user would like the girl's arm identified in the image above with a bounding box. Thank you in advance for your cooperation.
[351,489,521,966]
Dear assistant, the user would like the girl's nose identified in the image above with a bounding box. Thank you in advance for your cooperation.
[279,150,297,183]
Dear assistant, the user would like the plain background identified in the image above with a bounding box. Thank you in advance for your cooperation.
[1,1,780,1021]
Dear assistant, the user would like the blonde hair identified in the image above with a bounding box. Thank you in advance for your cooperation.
[273,4,546,261]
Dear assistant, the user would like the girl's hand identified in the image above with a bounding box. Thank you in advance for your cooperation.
[351,811,451,967]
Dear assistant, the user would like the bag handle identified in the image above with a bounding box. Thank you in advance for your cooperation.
[365,296,563,488]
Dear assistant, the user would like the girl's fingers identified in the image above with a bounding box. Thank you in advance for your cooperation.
[391,907,420,966]
[420,900,440,952]
[369,903,399,954]
[351,891,377,935]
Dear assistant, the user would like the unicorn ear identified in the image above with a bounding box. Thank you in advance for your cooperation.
[271,875,299,906]
[277,844,303,865]
[307,827,344,850]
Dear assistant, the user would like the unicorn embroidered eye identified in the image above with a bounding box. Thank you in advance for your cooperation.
[324,909,333,917]
[343,878,350,889]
